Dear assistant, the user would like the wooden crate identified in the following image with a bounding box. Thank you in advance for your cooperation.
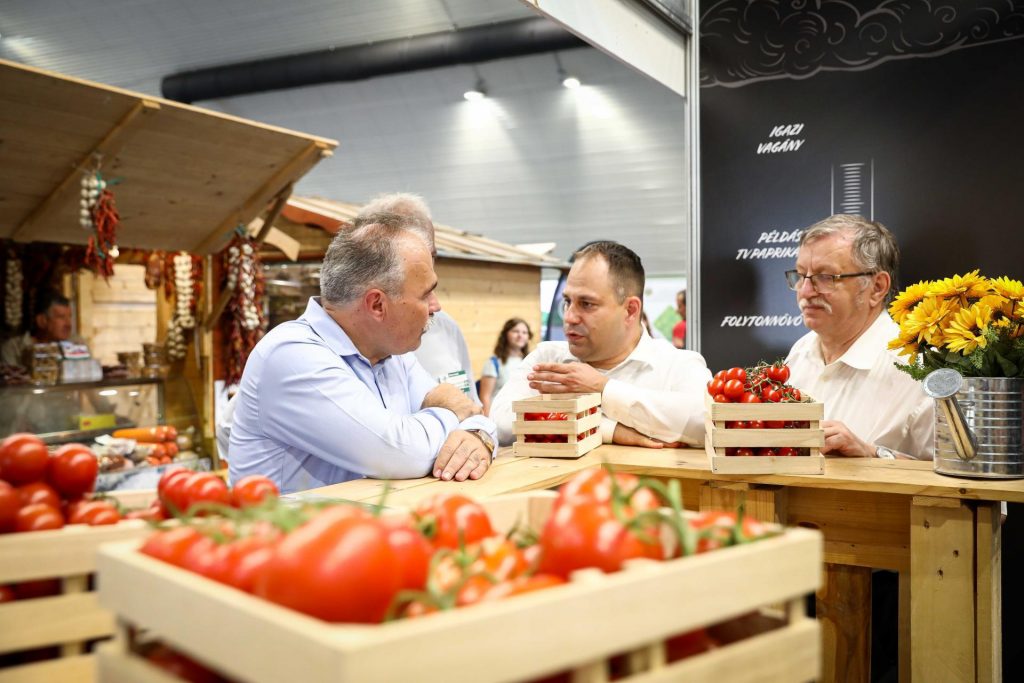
[512,393,602,458]
[97,492,823,683]
[0,491,154,683]
[704,394,825,475]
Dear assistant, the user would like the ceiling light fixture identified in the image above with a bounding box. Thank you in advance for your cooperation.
[553,52,581,89]
[463,78,487,101]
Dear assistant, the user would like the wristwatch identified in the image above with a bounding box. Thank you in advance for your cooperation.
[875,445,897,460]
[466,429,495,459]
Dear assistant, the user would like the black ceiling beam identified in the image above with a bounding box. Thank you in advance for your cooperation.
[162,17,587,103]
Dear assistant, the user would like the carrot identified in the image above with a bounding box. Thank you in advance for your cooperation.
[113,426,173,442]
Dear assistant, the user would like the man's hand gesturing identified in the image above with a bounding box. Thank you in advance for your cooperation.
[527,362,608,395]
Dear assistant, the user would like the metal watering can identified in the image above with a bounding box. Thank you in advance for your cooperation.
[924,368,1024,479]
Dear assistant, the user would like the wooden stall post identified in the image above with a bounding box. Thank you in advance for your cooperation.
[910,496,976,682]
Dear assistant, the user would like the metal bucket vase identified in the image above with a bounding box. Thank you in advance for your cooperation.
[934,376,1024,478]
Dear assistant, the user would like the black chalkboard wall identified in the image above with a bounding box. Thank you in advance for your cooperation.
[698,4,1024,679]
[699,0,1024,371]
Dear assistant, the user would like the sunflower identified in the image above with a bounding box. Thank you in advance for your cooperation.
[903,295,957,346]
[887,330,920,360]
[945,302,994,355]
[928,270,990,305]
[888,280,931,324]
[989,276,1024,301]
[979,293,1013,317]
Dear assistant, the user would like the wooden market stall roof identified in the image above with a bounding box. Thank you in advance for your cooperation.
[0,59,337,255]
[282,196,570,269]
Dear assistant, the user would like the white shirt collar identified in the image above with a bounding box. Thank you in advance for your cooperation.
[827,311,893,371]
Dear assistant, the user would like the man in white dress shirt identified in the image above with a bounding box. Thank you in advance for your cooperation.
[783,214,933,459]
[490,241,712,448]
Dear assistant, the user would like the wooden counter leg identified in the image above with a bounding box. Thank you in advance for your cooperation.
[975,501,1001,683]
[910,496,975,682]
[816,563,871,683]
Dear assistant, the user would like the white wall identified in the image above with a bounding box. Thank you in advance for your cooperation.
[201,47,689,276]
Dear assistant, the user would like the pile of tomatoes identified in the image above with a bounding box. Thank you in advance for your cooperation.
[0,432,117,534]
[707,361,802,404]
[522,407,599,444]
[136,466,776,628]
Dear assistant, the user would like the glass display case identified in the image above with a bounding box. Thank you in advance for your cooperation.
[0,377,166,445]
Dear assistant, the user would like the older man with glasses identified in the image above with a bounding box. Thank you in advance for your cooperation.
[783,214,933,461]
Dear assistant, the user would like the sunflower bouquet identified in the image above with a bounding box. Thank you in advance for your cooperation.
[888,271,1024,380]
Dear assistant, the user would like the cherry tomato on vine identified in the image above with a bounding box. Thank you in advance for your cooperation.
[734,447,755,457]
[740,392,762,403]
[756,448,777,457]
[47,444,98,497]
[777,447,799,457]
[713,393,729,403]
[415,493,494,549]
[17,481,60,509]
[713,370,728,381]
[14,503,64,532]
[707,378,726,397]
[231,475,279,508]
[724,367,747,383]
[723,379,745,401]
[0,433,49,485]
[766,364,791,383]
[762,387,782,403]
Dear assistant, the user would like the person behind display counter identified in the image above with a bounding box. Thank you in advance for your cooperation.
[478,317,533,416]
[0,289,75,368]
[783,214,933,460]
[227,216,497,494]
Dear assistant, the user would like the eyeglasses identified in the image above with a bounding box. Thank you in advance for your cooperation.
[784,270,874,292]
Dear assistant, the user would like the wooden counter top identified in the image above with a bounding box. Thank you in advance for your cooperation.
[301,444,1024,505]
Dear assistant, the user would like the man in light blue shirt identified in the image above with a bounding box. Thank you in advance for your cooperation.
[228,217,497,494]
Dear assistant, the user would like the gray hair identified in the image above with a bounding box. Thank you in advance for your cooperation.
[799,214,900,303]
[354,193,435,252]
[320,221,429,305]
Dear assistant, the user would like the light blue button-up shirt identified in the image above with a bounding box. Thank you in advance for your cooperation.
[228,298,497,494]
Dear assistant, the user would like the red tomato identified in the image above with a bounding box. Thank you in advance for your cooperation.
[0,481,18,532]
[665,628,717,662]
[690,510,772,552]
[0,434,49,485]
[482,574,566,602]
[707,378,725,397]
[777,447,799,457]
[255,508,401,623]
[762,387,782,403]
[713,369,727,381]
[415,493,494,549]
[767,364,791,383]
[14,503,64,532]
[788,388,802,402]
[746,420,764,430]
[13,579,61,600]
[231,475,279,508]
[380,516,433,591]
[83,502,121,526]
[713,393,729,403]
[724,367,747,383]
[722,379,745,401]
[183,473,231,514]
[763,420,785,429]
[145,645,222,683]
[140,526,206,566]
[557,467,661,513]
[734,447,755,457]
[47,444,98,497]
[724,421,745,429]
[756,448,777,457]
[17,481,60,509]
[539,500,663,578]
[0,585,15,603]
[158,469,194,515]
[740,392,762,403]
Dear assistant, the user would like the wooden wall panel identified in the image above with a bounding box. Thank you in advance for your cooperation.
[75,265,157,366]
[434,260,541,380]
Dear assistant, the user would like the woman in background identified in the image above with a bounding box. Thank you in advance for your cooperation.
[479,318,532,416]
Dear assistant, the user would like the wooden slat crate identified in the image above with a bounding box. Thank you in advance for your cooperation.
[512,393,602,458]
[96,492,823,683]
[0,491,154,683]
[704,394,825,474]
